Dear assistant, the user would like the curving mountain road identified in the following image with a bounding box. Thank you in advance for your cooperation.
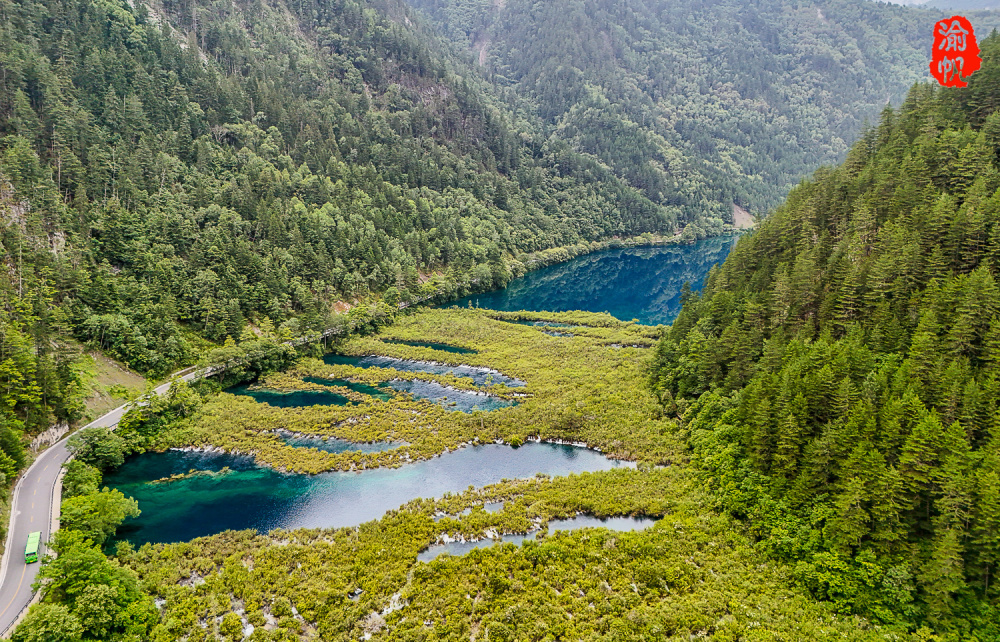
[0,369,206,637]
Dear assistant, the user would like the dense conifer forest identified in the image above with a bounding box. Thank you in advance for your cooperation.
[0,0,702,450]
[7,0,1000,639]
[0,0,984,454]
[409,0,1000,222]
[651,32,1000,637]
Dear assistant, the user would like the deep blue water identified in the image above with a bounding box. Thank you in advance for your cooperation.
[450,237,735,325]
[227,385,350,408]
[106,239,728,547]
[105,444,633,546]
[227,376,512,412]
[303,377,393,401]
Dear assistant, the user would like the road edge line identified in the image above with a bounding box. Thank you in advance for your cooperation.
[0,459,31,625]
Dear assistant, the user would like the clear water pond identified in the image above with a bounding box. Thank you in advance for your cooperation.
[302,376,393,401]
[452,237,735,325]
[322,354,525,387]
[384,380,515,413]
[109,239,726,548]
[227,385,350,408]
[228,376,512,412]
[106,444,633,546]
[417,515,658,562]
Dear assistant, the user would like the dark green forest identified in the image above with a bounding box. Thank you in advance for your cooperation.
[1,0,980,451]
[7,0,1000,639]
[651,32,1000,636]
[0,0,707,443]
[410,0,1000,222]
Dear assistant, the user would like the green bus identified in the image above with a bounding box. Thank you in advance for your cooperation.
[24,531,40,563]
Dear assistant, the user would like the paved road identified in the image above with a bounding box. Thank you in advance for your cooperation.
[0,369,206,636]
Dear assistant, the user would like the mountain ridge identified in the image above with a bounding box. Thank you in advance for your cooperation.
[409,0,1000,221]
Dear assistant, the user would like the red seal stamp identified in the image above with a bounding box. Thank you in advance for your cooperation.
[931,16,981,88]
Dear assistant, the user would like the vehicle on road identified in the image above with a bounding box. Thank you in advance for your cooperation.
[23,532,40,564]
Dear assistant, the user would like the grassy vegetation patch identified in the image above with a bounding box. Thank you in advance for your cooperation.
[121,468,904,641]
[150,309,679,473]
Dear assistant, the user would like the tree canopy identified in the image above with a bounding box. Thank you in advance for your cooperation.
[650,32,1000,635]
[409,0,1000,223]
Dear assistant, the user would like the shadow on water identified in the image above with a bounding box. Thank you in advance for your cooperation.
[450,237,736,325]
[105,444,634,547]
[227,376,513,413]
[302,376,393,401]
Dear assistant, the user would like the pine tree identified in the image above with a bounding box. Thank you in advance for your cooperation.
[972,465,1000,594]
[905,310,943,403]
[918,527,966,624]
[898,413,945,525]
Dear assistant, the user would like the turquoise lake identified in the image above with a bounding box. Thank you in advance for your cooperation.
[105,444,633,546]
[106,239,727,546]
[451,237,735,325]
[227,384,351,408]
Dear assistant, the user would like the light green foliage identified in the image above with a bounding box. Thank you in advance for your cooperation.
[119,470,908,641]
[18,308,924,640]
[61,461,102,499]
[60,488,140,546]
[10,604,83,642]
[219,612,243,641]
[115,379,204,455]
[649,34,1000,636]
[151,309,673,473]
[28,530,155,641]
[66,427,126,472]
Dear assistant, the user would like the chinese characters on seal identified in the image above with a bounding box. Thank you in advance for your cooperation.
[931,16,981,88]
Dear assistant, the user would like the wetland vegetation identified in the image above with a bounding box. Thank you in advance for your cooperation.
[9,0,997,639]
[26,306,929,641]
[137,310,674,474]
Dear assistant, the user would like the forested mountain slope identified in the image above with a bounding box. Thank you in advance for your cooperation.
[651,33,1000,636]
[409,0,1000,224]
[0,0,709,443]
